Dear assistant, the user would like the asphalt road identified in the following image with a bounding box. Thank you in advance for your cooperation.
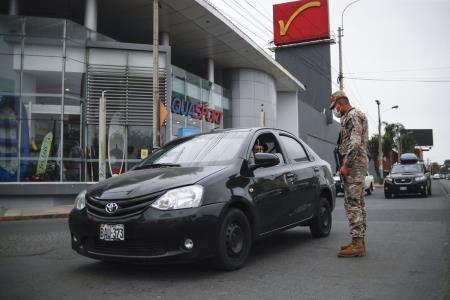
[1,181,449,300]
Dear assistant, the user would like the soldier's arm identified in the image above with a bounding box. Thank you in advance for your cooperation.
[342,114,363,167]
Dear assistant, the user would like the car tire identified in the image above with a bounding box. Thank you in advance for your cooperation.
[428,184,432,196]
[384,191,392,199]
[422,186,428,197]
[366,183,373,195]
[309,197,332,238]
[214,209,252,271]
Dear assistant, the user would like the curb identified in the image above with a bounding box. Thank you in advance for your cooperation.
[0,213,69,222]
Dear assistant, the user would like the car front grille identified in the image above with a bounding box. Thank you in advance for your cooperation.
[86,192,163,218]
[394,178,412,184]
[86,238,167,257]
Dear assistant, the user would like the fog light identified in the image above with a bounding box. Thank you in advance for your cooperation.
[72,235,78,243]
[184,238,194,250]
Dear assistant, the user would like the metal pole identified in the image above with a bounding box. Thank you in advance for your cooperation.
[152,0,160,149]
[376,100,383,180]
[338,27,344,91]
[99,91,106,181]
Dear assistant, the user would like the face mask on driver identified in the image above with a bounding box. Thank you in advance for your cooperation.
[333,107,342,118]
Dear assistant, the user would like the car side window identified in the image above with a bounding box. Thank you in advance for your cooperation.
[250,132,286,165]
[279,135,309,163]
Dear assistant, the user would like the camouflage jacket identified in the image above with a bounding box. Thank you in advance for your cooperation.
[339,107,369,170]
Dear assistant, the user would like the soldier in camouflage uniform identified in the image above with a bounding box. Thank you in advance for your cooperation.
[330,91,369,257]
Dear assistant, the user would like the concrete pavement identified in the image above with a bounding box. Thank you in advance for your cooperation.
[0,204,72,221]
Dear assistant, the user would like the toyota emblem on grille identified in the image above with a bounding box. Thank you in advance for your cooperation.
[105,202,119,214]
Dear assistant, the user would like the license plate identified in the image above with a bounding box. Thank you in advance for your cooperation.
[99,224,125,241]
[400,187,407,191]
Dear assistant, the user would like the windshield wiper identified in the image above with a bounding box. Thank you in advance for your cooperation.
[134,163,181,170]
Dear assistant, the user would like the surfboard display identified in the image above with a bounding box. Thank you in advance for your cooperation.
[36,132,53,177]
[108,113,126,176]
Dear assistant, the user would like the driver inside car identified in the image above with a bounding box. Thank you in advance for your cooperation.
[253,140,268,154]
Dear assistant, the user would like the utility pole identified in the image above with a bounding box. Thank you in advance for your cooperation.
[376,100,383,180]
[338,27,343,90]
[99,90,106,181]
[338,0,362,91]
[152,0,160,149]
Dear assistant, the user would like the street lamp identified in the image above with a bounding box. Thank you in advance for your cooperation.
[338,0,362,90]
[375,100,399,180]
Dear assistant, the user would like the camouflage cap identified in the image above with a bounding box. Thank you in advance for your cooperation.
[330,90,348,109]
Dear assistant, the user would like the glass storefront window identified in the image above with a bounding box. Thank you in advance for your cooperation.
[24,17,64,39]
[63,98,83,182]
[127,126,152,168]
[86,125,99,182]
[22,55,63,95]
[0,54,21,96]
[0,95,21,182]
[23,37,63,57]
[0,35,22,55]
[0,15,23,36]
[65,59,85,99]
[20,117,61,182]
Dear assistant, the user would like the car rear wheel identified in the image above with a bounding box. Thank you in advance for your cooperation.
[309,197,332,238]
[214,209,252,271]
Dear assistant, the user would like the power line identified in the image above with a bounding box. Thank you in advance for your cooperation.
[243,0,273,24]
[228,0,273,35]
[346,77,450,83]
[345,66,450,75]
[215,1,272,44]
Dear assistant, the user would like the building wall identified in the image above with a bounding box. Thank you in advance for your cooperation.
[275,43,333,120]
[276,91,299,137]
[226,68,276,128]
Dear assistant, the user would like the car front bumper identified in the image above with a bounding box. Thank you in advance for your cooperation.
[69,202,226,263]
[384,181,427,195]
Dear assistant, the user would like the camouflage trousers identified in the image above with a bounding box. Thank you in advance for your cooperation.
[343,172,367,238]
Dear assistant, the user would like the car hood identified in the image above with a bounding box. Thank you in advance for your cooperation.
[88,165,227,200]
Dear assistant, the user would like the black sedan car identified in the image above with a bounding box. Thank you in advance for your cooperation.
[69,128,336,270]
[384,162,431,198]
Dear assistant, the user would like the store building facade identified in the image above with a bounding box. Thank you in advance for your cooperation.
[0,0,339,198]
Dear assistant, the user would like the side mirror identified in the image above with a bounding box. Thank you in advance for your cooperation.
[250,153,280,171]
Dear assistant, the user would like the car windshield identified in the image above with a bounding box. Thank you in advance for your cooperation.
[135,131,249,168]
[391,164,422,174]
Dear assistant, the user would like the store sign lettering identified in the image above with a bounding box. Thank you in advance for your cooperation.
[171,97,223,125]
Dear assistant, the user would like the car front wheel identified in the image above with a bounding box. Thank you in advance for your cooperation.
[215,208,252,271]
[309,197,332,238]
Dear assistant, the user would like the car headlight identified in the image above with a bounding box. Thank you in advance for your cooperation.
[151,185,204,210]
[385,177,393,183]
[74,190,86,210]
[415,175,427,181]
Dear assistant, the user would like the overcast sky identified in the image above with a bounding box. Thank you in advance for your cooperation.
[209,0,450,164]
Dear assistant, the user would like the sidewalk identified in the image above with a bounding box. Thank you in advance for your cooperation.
[0,204,72,221]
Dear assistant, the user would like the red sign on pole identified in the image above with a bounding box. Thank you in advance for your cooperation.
[273,0,330,46]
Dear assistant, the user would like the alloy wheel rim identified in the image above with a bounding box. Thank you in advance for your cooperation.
[225,223,244,257]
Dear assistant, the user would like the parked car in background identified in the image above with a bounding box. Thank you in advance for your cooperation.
[384,154,431,198]
[69,128,336,270]
[432,173,440,180]
[365,172,374,195]
[333,171,374,196]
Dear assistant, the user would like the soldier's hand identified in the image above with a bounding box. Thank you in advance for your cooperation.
[340,164,350,177]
